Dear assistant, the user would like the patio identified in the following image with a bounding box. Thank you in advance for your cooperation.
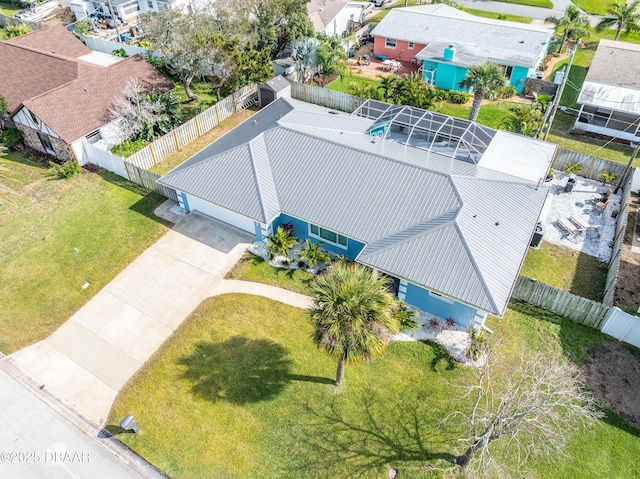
[347,44,421,80]
[540,172,621,262]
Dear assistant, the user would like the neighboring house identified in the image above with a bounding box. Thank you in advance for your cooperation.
[307,0,369,38]
[574,40,640,144]
[69,0,190,23]
[0,25,172,163]
[370,5,553,94]
[158,81,556,326]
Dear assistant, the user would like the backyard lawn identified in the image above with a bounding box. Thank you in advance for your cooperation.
[0,1,21,15]
[521,241,608,301]
[571,0,616,15]
[109,290,640,478]
[0,152,170,353]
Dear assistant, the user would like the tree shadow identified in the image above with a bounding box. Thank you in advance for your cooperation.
[288,374,335,385]
[289,388,458,476]
[97,425,131,438]
[177,336,294,404]
[426,340,457,372]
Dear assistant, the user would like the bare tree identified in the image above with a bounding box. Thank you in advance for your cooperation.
[451,350,603,476]
[109,78,165,142]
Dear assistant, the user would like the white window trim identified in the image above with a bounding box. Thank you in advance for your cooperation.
[408,42,415,50]
[308,224,348,250]
[385,38,396,49]
[429,290,454,304]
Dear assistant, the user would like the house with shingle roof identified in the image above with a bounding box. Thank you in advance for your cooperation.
[158,86,557,325]
[370,4,553,94]
[307,0,370,38]
[574,40,640,144]
[0,25,172,163]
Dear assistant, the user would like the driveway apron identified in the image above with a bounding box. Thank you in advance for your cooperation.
[7,211,252,425]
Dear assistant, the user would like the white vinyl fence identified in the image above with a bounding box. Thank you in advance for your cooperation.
[83,140,129,179]
[601,307,640,348]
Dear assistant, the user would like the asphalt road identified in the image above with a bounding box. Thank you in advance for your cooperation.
[0,368,161,479]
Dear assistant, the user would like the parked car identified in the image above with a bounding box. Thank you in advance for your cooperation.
[372,0,390,7]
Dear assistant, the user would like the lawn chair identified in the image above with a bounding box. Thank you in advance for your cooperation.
[569,216,599,239]
[557,218,582,243]
[592,200,609,215]
[592,188,611,203]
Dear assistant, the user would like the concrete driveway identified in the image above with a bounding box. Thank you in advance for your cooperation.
[7,210,252,426]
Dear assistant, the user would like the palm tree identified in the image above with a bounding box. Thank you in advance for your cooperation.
[501,105,543,137]
[299,239,330,268]
[309,262,399,386]
[596,0,640,41]
[545,6,591,53]
[265,226,298,259]
[377,74,398,102]
[459,62,508,122]
[291,37,320,83]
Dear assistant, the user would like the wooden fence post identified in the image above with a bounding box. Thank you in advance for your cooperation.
[149,143,157,166]
[233,92,238,112]
[173,130,180,151]
[215,104,221,125]
[194,116,201,137]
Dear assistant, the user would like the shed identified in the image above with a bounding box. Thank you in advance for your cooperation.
[258,76,291,108]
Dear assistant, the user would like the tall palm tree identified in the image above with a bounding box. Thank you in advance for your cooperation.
[459,62,507,122]
[545,5,591,53]
[377,74,399,102]
[291,37,320,83]
[309,262,399,386]
[596,0,640,41]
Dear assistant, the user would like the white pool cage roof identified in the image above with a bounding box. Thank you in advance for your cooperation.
[352,99,497,164]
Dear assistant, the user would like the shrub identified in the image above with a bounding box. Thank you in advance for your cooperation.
[50,160,81,179]
[466,326,485,361]
[6,24,31,38]
[112,48,128,58]
[297,260,309,269]
[599,170,616,184]
[445,317,456,329]
[434,88,450,101]
[428,317,440,330]
[1,128,23,149]
[497,85,517,99]
[564,162,583,175]
[392,300,420,331]
[448,91,469,104]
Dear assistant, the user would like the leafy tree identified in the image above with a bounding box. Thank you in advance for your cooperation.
[316,33,347,83]
[377,75,398,102]
[545,6,590,53]
[459,62,508,122]
[265,226,298,259]
[451,350,603,475]
[596,0,640,41]
[299,239,330,268]
[501,105,543,137]
[291,37,320,83]
[309,262,399,385]
[6,24,31,38]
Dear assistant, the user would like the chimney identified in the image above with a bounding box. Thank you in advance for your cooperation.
[443,45,456,62]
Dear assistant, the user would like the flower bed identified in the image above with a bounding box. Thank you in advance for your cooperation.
[248,241,337,276]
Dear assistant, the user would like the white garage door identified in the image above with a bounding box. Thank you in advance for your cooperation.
[187,195,257,235]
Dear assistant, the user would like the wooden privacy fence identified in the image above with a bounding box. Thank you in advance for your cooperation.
[126,84,258,170]
[552,148,627,182]
[290,82,364,113]
[512,276,611,329]
[124,162,177,201]
[603,176,633,305]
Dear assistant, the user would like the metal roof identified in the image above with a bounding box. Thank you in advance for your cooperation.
[578,80,640,115]
[371,5,552,68]
[159,97,551,316]
[260,75,291,93]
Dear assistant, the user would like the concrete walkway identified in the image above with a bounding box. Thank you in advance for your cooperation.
[210,279,313,309]
[7,209,254,426]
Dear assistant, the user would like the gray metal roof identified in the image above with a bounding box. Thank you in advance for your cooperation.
[371,5,552,68]
[159,97,550,316]
[260,75,291,93]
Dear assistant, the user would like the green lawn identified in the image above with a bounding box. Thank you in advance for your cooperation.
[0,1,22,15]
[109,291,640,478]
[225,253,313,295]
[571,0,616,15]
[521,242,608,301]
[465,8,532,23]
[0,152,169,353]
[492,0,552,7]
[326,74,381,94]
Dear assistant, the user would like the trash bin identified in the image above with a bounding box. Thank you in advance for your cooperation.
[564,174,576,193]
[530,222,544,248]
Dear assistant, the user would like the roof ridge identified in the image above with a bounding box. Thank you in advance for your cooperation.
[452,221,499,314]
[248,134,280,223]
[360,209,458,257]
[1,40,81,62]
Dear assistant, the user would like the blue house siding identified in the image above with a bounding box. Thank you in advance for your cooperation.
[404,282,484,328]
[177,191,190,212]
[510,66,529,94]
[254,221,268,242]
[271,213,366,259]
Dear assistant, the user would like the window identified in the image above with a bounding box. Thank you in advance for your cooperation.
[121,1,139,14]
[309,224,348,248]
[385,38,396,49]
[429,290,454,304]
[37,133,54,154]
[29,110,38,125]
[157,1,169,9]
[408,42,415,50]
[504,65,513,79]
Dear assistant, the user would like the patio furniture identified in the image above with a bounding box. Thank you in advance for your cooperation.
[592,188,611,203]
[569,216,599,239]
[592,200,609,215]
[557,218,583,243]
[563,174,577,193]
